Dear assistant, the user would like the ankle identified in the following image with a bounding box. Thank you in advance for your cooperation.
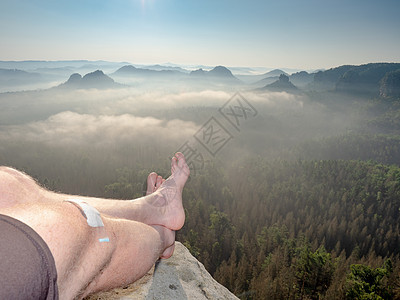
[152,225,175,254]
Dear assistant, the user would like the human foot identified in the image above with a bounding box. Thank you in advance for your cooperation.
[144,152,190,231]
[160,243,175,259]
[147,173,177,259]
[146,172,165,195]
[170,152,190,191]
[152,225,176,259]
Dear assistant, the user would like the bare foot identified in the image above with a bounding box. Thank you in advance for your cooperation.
[146,172,165,195]
[151,225,176,259]
[160,243,175,259]
[144,154,189,259]
[146,173,176,259]
[144,152,190,231]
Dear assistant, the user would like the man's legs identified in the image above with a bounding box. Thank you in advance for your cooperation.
[47,152,190,231]
[0,153,189,299]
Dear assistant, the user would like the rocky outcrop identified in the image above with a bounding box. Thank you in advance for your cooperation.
[260,74,298,92]
[189,66,240,84]
[380,69,400,99]
[289,71,315,87]
[86,242,238,300]
[60,70,120,89]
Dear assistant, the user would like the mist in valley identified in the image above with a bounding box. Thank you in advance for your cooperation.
[0,62,394,201]
[0,68,361,192]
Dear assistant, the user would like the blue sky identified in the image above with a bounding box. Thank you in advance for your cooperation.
[0,0,399,69]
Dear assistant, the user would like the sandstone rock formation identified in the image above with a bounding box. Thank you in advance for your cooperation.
[86,242,238,300]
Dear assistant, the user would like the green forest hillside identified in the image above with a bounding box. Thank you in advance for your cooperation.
[179,159,400,299]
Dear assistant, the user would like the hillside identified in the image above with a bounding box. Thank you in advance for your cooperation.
[177,159,400,299]
[311,63,400,96]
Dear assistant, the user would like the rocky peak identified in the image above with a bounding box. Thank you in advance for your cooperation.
[61,70,117,89]
[66,73,82,84]
[208,66,235,78]
[190,68,207,76]
[279,74,290,83]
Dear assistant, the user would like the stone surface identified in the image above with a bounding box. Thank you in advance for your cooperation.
[86,242,238,300]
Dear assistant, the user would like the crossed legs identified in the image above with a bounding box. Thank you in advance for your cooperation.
[0,153,190,299]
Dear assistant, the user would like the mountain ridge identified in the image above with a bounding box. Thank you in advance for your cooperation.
[311,62,400,95]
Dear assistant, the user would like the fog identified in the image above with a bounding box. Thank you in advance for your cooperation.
[1,112,197,147]
[0,65,369,196]
[0,84,359,164]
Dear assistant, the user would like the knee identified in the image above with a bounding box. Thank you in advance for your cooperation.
[0,166,42,207]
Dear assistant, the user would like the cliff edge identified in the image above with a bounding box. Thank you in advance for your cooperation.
[86,242,238,300]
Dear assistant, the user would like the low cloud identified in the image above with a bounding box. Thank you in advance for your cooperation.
[89,89,232,115]
[245,91,305,110]
[0,111,198,148]
[0,87,358,162]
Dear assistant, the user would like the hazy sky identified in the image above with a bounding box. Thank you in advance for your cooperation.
[1,0,399,69]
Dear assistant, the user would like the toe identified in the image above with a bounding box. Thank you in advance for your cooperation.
[156,175,163,189]
[171,156,178,173]
[146,172,158,195]
[175,152,186,168]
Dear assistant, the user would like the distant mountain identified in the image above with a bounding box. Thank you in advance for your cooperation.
[336,63,400,96]
[189,68,207,77]
[0,60,128,72]
[258,74,298,92]
[251,69,289,87]
[143,64,189,73]
[0,68,43,87]
[289,71,315,87]
[34,67,74,75]
[60,70,121,89]
[189,66,240,83]
[208,66,236,78]
[262,69,288,77]
[314,65,352,84]
[311,63,400,96]
[252,76,279,87]
[112,65,185,78]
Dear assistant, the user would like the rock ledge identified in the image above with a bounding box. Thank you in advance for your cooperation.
[86,242,238,300]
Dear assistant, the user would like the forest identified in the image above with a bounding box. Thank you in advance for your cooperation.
[1,62,400,299]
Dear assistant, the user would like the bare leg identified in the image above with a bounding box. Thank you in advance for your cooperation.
[145,171,177,259]
[0,153,190,299]
[81,218,176,297]
[49,152,190,231]
[0,166,43,208]
[0,199,175,299]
